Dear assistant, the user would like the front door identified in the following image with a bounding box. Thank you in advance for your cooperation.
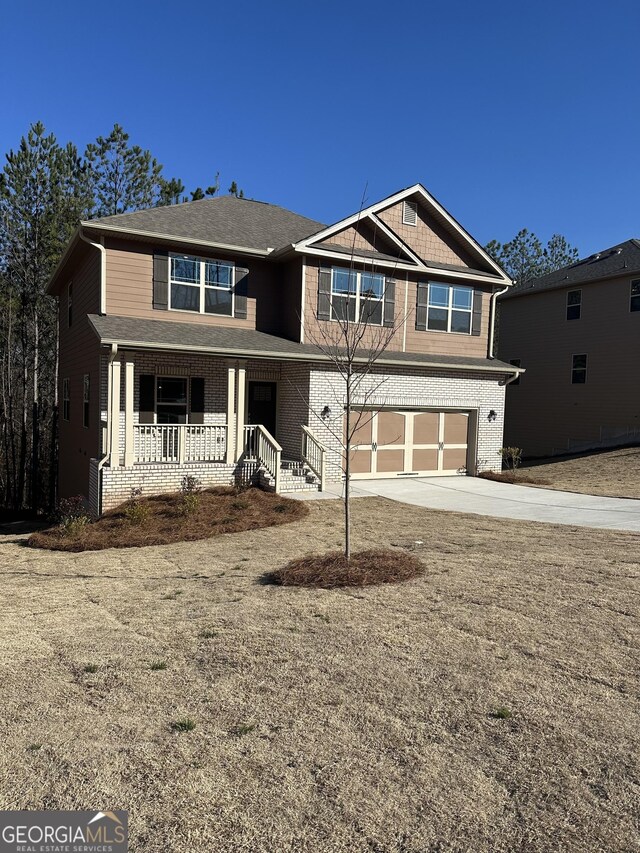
[247,381,277,437]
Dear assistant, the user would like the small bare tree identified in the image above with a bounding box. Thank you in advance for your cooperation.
[304,200,409,560]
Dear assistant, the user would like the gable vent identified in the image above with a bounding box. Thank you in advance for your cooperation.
[403,199,418,226]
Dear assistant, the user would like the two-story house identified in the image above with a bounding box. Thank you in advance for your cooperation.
[47,184,519,515]
[498,239,640,457]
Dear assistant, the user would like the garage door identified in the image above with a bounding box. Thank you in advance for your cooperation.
[348,409,470,478]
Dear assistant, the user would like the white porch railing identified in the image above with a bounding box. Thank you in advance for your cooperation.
[301,425,327,491]
[134,424,227,464]
[253,425,282,492]
[243,424,257,459]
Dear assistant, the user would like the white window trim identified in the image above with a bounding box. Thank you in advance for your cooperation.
[571,353,588,384]
[630,279,640,313]
[566,289,582,320]
[330,268,385,325]
[67,282,73,328]
[426,282,473,335]
[83,374,90,428]
[168,254,235,317]
[155,374,190,424]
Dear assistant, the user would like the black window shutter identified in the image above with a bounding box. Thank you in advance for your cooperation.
[189,377,205,424]
[317,268,332,321]
[472,290,483,336]
[416,282,429,329]
[139,374,155,424]
[153,251,169,310]
[234,267,249,319]
[383,278,396,327]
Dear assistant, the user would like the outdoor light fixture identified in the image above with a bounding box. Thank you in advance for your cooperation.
[321,405,332,419]
[488,410,497,422]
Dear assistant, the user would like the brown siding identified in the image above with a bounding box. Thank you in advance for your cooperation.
[105,238,270,330]
[327,221,403,256]
[58,243,102,501]
[378,200,477,267]
[303,258,494,357]
[498,276,640,457]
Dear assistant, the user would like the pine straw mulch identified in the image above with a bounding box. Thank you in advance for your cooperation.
[478,470,552,486]
[267,548,425,588]
[28,487,308,552]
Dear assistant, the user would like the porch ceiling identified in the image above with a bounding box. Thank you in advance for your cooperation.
[88,314,519,375]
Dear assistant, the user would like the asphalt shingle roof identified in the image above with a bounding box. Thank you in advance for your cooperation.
[87,195,326,253]
[88,314,517,374]
[501,239,640,300]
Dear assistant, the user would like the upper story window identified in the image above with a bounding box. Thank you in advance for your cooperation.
[170,254,234,316]
[425,282,473,334]
[509,359,521,385]
[572,353,587,384]
[566,289,581,320]
[403,200,418,226]
[83,374,90,428]
[67,282,73,327]
[330,268,385,324]
[631,280,640,312]
[62,378,70,421]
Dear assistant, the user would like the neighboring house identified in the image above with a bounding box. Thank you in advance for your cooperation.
[47,184,520,515]
[498,239,640,457]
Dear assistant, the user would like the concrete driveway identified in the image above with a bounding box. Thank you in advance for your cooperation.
[294,476,640,532]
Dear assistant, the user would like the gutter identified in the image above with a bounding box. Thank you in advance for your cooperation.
[488,283,511,359]
[96,343,118,516]
[78,227,106,314]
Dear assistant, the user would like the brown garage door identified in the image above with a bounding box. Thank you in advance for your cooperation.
[348,409,469,478]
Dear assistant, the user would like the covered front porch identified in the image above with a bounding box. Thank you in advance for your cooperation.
[95,351,327,512]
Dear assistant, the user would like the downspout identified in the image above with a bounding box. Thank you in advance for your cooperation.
[488,282,511,359]
[96,344,118,515]
[499,370,523,387]
[78,228,106,314]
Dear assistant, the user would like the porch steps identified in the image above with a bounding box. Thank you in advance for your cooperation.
[259,458,321,493]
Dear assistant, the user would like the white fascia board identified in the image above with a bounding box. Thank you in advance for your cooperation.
[80,221,271,258]
[300,245,420,272]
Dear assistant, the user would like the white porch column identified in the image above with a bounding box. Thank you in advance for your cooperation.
[124,361,134,468]
[235,360,247,462]
[109,360,121,467]
[226,361,236,464]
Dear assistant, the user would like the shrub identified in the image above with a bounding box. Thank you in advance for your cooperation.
[180,476,202,515]
[267,548,425,589]
[499,447,523,482]
[56,496,91,535]
[123,488,150,525]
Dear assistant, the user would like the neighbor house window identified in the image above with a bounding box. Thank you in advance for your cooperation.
[83,374,90,428]
[631,280,640,312]
[62,378,70,420]
[571,354,587,384]
[156,376,188,423]
[330,268,385,324]
[169,255,234,316]
[426,283,473,334]
[67,282,73,327]
[509,359,521,385]
[566,289,581,320]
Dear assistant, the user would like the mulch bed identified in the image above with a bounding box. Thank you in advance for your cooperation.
[267,547,425,588]
[478,471,551,486]
[28,487,308,552]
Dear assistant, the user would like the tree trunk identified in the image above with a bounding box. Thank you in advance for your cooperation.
[344,377,351,562]
[31,308,40,512]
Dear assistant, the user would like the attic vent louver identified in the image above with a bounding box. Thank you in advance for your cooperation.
[403,199,418,226]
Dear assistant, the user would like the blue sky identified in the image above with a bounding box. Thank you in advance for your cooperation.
[2,0,639,255]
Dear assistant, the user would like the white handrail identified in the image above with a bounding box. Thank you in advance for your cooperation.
[301,425,327,491]
[134,424,227,464]
[254,424,282,492]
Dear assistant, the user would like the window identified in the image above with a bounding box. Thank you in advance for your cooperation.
[631,280,640,312]
[62,378,70,421]
[83,374,90,428]
[509,359,521,385]
[426,283,473,334]
[330,268,385,324]
[403,199,418,226]
[67,283,73,327]
[572,354,587,384]
[170,255,234,316]
[156,376,188,423]
[566,289,581,320]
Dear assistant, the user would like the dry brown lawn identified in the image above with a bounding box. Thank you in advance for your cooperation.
[523,446,640,499]
[1,497,639,852]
